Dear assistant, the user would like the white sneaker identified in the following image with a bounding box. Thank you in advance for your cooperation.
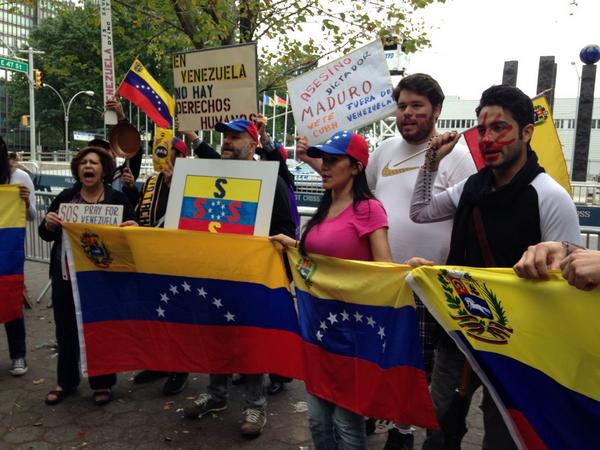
[9,358,28,376]
[240,408,266,436]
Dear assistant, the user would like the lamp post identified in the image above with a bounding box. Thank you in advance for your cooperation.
[43,84,94,153]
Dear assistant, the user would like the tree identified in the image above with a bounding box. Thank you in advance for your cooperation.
[113,0,445,91]
[6,1,189,151]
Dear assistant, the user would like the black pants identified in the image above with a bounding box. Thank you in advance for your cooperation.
[51,271,115,390]
[4,317,26,360]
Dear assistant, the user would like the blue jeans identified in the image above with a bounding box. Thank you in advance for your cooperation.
[307,393,367,450]
[208,373,266,410]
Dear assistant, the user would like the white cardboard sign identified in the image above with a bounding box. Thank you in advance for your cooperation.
[287,40,396,145]
[58,203,124,226]
[164,159,278,236]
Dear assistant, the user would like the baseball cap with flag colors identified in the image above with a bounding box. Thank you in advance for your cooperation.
[307,130,369,167]
[214,118,259,145]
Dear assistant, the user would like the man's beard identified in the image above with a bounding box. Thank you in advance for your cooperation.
[222,142,251,160]
[399,115,435,144]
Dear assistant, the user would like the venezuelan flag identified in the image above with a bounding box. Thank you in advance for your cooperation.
[286,248,437,428]
[531,95,572,195]
[408,266,600,450]
[63,223,303,378]
[0,186,25,323]
[178,175,261,235]
[117,59,174,128]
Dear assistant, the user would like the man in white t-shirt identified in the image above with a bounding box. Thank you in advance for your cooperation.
[366,73,476,449]
[298,73,476,449]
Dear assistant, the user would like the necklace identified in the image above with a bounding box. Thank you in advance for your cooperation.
[81,187,105,204]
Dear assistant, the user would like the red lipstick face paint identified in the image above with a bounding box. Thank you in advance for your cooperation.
[476,106,523,170]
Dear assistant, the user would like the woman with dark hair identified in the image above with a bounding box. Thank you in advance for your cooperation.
[0,136,35,376]
[39,146,136,406]
[270,130,392,449]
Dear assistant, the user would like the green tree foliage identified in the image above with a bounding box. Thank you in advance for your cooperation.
[7,0,444,150]
[7,1,188,150]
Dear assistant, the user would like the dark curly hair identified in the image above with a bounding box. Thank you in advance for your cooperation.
[475,85,534,134]
[392,73,445,108]
[70,147,113,183]
[0,136,10,185]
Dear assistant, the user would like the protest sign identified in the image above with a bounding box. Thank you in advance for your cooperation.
[173,43,258,131]
[164,159,278,236]
[59,203,124,226]
[287,40,396,145]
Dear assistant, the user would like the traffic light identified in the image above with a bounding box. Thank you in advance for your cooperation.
[34,69,43,89]
[20,115,30,127]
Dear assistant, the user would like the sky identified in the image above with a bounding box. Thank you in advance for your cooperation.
[402,0,599,99]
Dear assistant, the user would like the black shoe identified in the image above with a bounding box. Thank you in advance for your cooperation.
[383,428,414,450]
[133,370,170,384]
[232,374,247,385]
[267,381,285,395]
[365,418,376,436]
[162,373,189,395]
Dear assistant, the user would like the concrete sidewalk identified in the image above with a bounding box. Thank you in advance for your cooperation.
[0,261,484,449]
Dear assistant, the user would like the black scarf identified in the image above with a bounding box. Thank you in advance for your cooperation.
[446,148,544,266]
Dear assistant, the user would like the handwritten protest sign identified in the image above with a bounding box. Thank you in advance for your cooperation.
[173,43,258,132]
[164,159,278,236]
[287,40,396,145]
[59,204,124,226]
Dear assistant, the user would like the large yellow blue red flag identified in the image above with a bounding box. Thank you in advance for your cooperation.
[407,266,600,450]
[117,59,175,128]
[530,95,572,195]
[0,186,25,323]
[286,248,437,428]
[63,223,304,378]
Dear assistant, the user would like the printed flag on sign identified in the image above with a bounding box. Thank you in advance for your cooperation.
[63,223,304,378]
[0,186,25,323]
[408,266,600,450]
[530,95,572,195]
[178,175,261,234]
[117,59,175,128]
[286,248,437,428]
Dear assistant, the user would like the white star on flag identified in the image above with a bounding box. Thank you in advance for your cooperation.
[316,330,324,342]
[197,287,207,297]
[319,320,328,330]
[182,281,191,292]
[327,312,338,325]
[354,311,363,322]
[225,311,235,322]
[378,326,386,339]
[169,285,179,295]
[367,316,376,328]
[156,306,165,317]
[340,310,350,321]
[213,298,223,308]
[160,293,169,303]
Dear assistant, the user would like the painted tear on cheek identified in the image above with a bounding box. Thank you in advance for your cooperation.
[414,114,427,119]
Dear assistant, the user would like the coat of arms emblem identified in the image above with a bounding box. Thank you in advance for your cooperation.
[80,230,112,268]
[295,255,317,287]
[437,269,513,344]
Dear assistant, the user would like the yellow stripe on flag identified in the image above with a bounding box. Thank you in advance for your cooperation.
[0,186,25,228]
[531,96,572,195]
[408,265,600,402]
[130,58,175,115]
[287,248,415,308]
[183,176,261,202]
[63,223,290,290]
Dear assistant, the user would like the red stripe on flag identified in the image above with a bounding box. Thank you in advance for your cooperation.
[0,274,24,323]
[463,127,485,171]
[178,218,254,235]
[83,321,305,379]
[301,341,438,428]
[117,82,171,128]
[508,409,548,450]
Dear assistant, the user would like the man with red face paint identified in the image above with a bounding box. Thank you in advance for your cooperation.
[410,85,580,449]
